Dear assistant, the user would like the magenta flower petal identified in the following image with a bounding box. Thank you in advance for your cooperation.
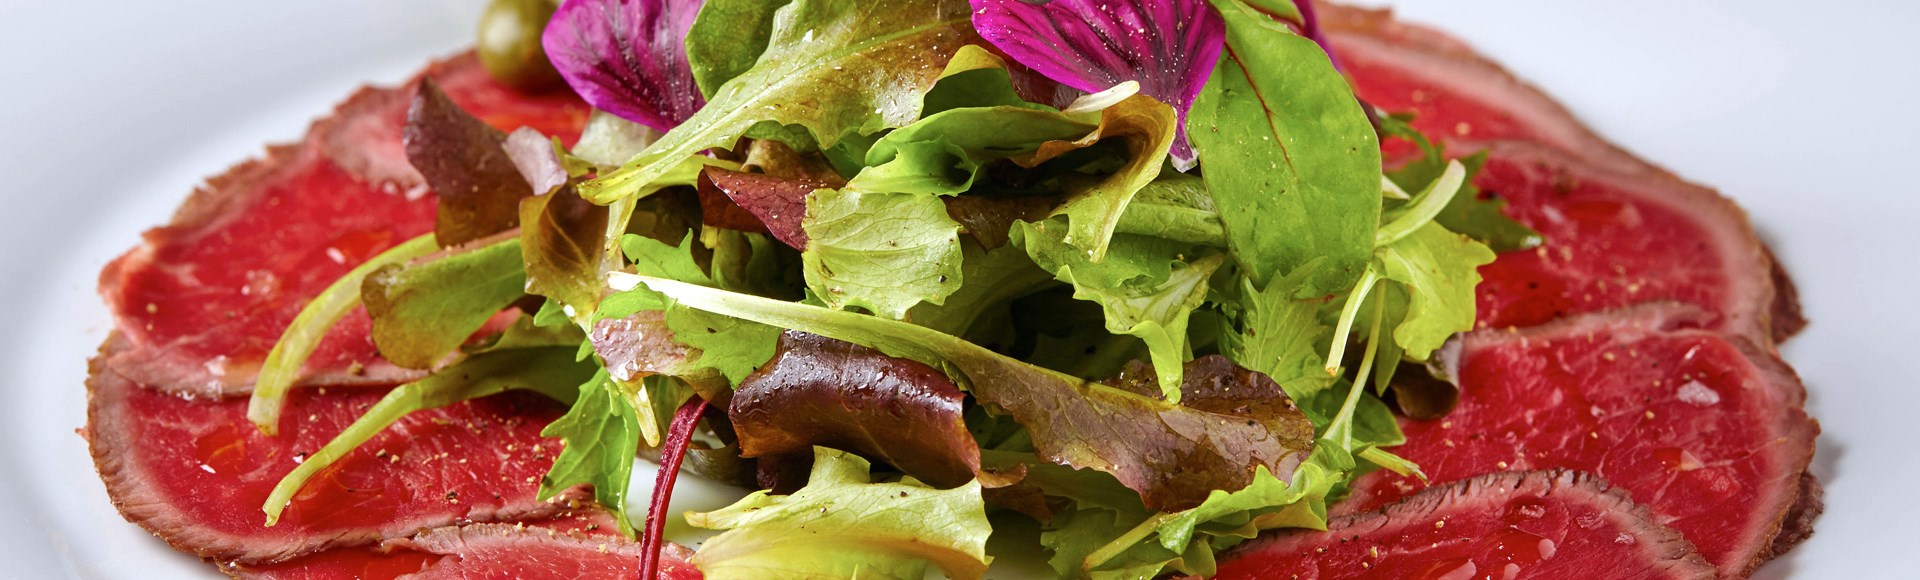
[543,0,705,132]
[970,0,1224,169]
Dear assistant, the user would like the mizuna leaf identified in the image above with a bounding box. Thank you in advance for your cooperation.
[582,0,977,203]
[969,0,1224,169]
[539,369,645,534]
[543,0,706,132]
[1374,223,1495,360]
[1187,0,1380,295]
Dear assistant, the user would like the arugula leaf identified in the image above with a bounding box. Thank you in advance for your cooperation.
[599,233,783,386]
[248,234,439,434]
[362,236,525,369]
[1014,218,1223,400]
[539,369,644,534]
[1376,223,1495,360]
[262,318,593,525]
[616,277,1313,511]
[801,188,965,319]
[1216,272,1335,400]
[1188,0,1380,295]
[846,106,1096,196]
[686,447,992,579]
[584,0,978,203]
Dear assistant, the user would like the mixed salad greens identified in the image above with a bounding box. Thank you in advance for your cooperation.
[245,0,1537,577]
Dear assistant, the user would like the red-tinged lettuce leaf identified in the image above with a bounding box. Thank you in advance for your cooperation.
[731,331,979,488]
[520,186,610,328]
[504,127,570,195]
[624,277,1316,511]
[698,166,841,249]
[543,0,707,132]
[405,79,534,247]
[970,0,1224,169]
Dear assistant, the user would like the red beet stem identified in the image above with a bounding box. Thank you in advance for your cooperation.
[639,395,708,579]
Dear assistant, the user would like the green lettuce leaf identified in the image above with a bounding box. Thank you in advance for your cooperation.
[686,447,992,580]
[362,236,526,369]
[1025,95,1178,262]
[801,188,965,319]
[905,239,1055,337]
[584,0,977,203]
[1188,0,1381,295]
[1013,217,1223,400]
[617,277,1313,512]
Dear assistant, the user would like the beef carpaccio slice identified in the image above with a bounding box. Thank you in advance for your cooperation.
[1321,4,1797,344]
[1464,142,1776,341]
[1341,305,1817,576]
[85,335,585,564]
[98,52,587,397]
[230,513,703,580]
[1213,471,1716,580]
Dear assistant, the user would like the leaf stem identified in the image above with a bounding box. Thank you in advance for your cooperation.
[1328,293,1387,449]
[1375,160,1465,247]
[247,234,437,434]
[641,396,709,580]
[1324,268,1381,376]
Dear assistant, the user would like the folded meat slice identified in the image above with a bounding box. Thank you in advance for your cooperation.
[1213,470,1716,580]
[1341,305,1817,576]
[98,53,587,398]
[85,335,585,564]
[229,511,703,580]
[1321,2,1803,344]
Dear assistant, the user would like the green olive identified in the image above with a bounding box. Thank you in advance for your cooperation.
[477,0,563,92]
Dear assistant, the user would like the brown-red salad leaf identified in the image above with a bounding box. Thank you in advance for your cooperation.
[405,80,534,247]
[730,331,979,488]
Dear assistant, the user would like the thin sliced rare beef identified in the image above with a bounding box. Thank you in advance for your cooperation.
[231,512,702,580]
[1214,470,1716,580]
[99,53,587,397]
[1466,143,1777,341]
[85,335,585,564]
[1320,2,1802,343]
[1342,305,1817,576]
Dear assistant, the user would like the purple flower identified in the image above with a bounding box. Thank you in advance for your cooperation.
[543,0,706,132]
[971,0,1224,169]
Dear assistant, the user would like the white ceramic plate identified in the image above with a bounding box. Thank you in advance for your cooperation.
[1,1,1911,578]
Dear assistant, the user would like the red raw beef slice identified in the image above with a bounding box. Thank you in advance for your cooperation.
[231,513,702,580]
[1321,4,1800,343]
[1466,143,1776,341]
[85,335,585,564]
[1214,471,1716,580]
[99,53,587,397]
[1342,305,1817,576]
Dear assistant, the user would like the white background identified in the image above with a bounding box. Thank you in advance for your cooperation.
[0,1,1911,577]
